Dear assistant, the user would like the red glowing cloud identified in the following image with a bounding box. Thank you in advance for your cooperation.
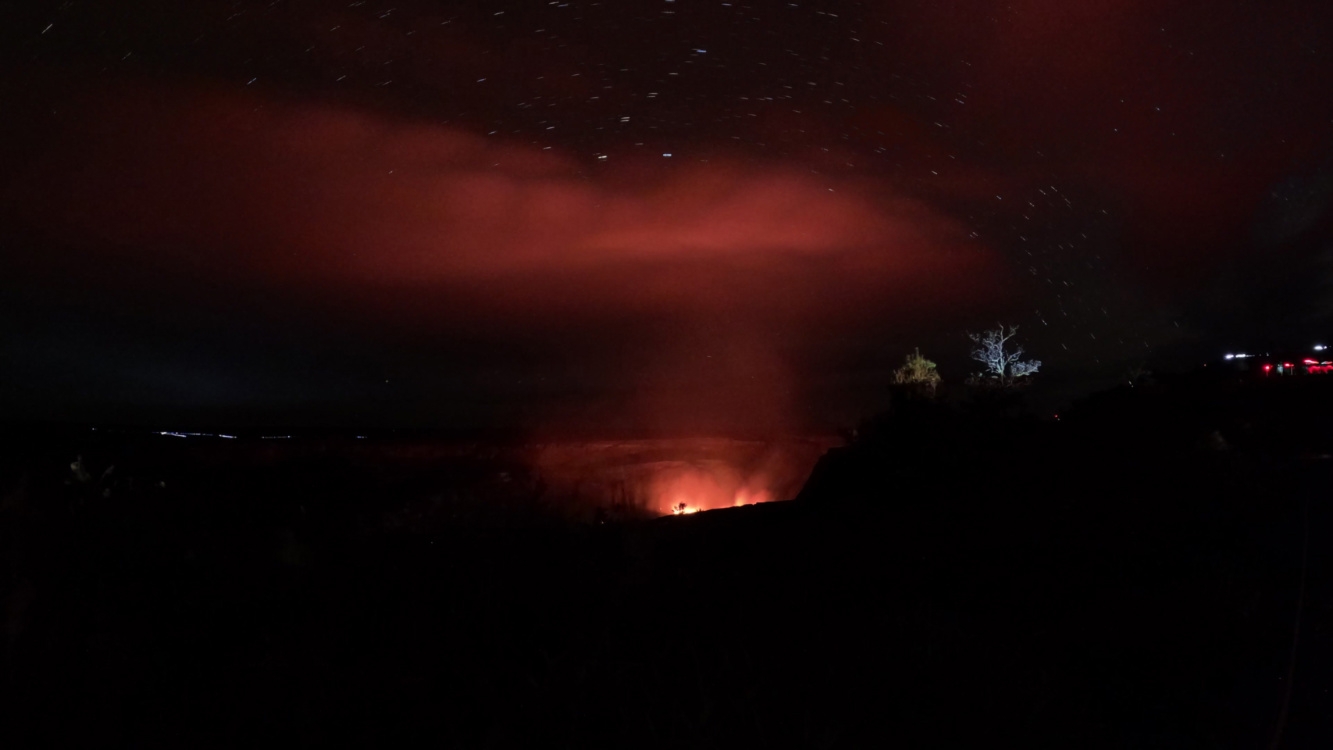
[2,1,1328,432]
[6,80,1009,325]
[1,77,1018,435]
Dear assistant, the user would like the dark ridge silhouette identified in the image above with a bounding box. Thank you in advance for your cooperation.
[3,368,1333,747]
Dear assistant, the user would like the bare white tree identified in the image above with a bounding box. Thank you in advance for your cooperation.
[968,324,1041,384]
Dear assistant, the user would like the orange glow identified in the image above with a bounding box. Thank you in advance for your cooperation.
[653,467,776,516]
[654,469,731,516]
[733,487,772,507]
[530,438,837,522]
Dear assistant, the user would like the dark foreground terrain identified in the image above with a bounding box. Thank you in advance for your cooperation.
[3,373,1333,747]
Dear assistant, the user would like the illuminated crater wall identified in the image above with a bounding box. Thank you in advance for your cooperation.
[531,437,839,518]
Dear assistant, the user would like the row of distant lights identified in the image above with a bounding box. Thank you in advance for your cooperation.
[1225,345,1326,360]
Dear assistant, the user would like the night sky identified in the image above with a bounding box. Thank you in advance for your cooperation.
[1,0,1331,434]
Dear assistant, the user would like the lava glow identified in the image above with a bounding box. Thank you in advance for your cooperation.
[654,467,774,516]
[530,438,836,522]
[733,488,773,507]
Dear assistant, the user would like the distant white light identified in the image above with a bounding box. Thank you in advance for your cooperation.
[663,153,672,157]
[1316,344,1327,351]
[1224,354,1235,360]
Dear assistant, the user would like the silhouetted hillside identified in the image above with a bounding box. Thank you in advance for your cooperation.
[2,375,1332,747]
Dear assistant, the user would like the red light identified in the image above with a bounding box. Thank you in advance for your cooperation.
[1284,363,1294,369]
[1264,364,1273,372]
[1304,359,1318,365]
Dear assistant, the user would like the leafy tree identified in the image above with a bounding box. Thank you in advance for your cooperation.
[967,324,1041,386]
[892,347,942,397]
